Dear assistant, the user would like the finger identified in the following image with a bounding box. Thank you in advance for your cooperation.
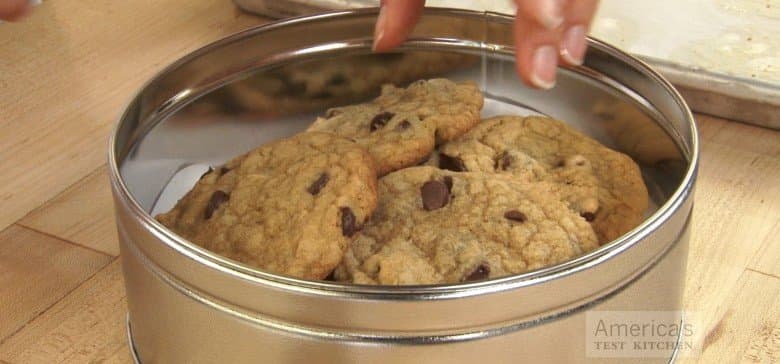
[559,0,599,65]
[513,0,566,30]
[372,0,425,52]
[513,9,562,89]
[0,0,30,21]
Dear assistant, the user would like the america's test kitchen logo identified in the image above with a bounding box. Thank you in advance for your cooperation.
[586,311,701,358]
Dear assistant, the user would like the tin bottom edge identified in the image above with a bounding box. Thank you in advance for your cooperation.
[127,314,143,364]
[125,313,685,363]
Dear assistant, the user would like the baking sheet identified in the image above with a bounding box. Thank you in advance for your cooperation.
[233,0,780,128]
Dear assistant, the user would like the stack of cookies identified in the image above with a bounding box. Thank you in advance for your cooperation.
[157,78,649,285]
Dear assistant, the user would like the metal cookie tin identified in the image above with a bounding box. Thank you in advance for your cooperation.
[109,8,698,364]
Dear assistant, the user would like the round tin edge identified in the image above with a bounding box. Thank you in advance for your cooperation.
[107,7,700,300]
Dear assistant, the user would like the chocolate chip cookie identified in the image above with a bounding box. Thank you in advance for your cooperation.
[156,132,378,280]
[333,166,599,285]
[307,78,484,175]
[433,116,648,243]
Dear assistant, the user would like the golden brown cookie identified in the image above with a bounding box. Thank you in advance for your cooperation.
[432,116,649,243]
[333,167,599,285]
[156,132,378,280]
[307,78,484,175]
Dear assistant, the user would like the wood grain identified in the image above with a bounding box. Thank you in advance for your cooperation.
[677,116,780,363]
[0,259,128,364]
[679,270,779,363]
[697,115,780,156]
[0,0,267,232]
[100,346,135,364]
[748,221,780,278]
[19,165,120,256]
[0,225,112,343]
[0,1,778,363]
[681,116,780,329]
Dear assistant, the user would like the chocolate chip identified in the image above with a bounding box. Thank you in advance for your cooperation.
[439,154,466,172]
[219,166,232,175]
[495,152,512,171]
[442,176,453,192]
[326,74,347,86]
[323,271,337,281]
[396,120,411,131]
[307,173,329,195]
[421,180,450,211]
[340,207,358,237]
[204,190,230,219]
[581,212,596,222]
[504,210,527,223]
[464,264,490,281]
[370,112,394,132]
[199,167,214,180]
[325,108,342,118]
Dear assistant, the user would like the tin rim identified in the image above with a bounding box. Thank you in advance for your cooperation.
[108,7,699,298]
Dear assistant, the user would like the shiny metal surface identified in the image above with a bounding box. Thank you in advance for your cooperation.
[125,222,689,363]
[126,316,142,364]
[109,8,698,363]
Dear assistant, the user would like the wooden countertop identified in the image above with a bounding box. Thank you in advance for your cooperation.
[0,1,777,363]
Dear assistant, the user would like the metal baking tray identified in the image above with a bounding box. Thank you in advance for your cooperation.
[233,0,779,129]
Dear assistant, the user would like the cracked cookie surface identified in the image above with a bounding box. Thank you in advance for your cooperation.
[433,116,648,243]
[307,78,483,175]
[333,166,598,285]
[156,132,378,280]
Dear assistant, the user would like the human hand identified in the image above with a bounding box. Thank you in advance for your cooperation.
[372,0,600,89]
[0,0,33,21]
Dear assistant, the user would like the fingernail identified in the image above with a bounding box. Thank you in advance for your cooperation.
[372,6,387,51]
[560,25,587,65]
[28,0,42,6]
[531,45,558,89]
[538,0,564,29]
